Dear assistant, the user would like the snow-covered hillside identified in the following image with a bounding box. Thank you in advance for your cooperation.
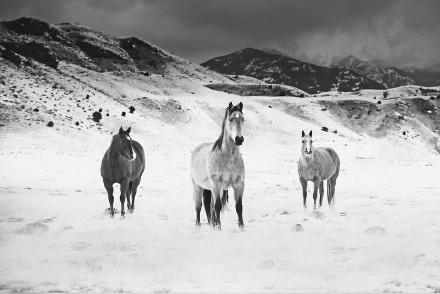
[2,59,440,293]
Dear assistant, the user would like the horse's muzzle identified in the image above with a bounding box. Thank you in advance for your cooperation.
[305,149,312,155]
[235,136,244,145]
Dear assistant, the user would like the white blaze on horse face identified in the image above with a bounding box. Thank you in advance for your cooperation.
[229,112,244,141]
[126,136,137,161]
[303,136,313,157]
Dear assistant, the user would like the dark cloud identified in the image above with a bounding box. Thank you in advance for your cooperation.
[1,0,439,68]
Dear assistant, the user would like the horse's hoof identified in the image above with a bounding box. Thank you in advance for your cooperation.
[213,223,222,231]
[128,208,134,214]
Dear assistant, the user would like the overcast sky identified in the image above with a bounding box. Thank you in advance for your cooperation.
[1,0,439,69]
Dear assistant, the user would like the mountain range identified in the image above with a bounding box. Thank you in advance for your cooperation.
[202,49,440,93]
[201,48,385,94]
[330,55,440,88]
[1,17,439,97]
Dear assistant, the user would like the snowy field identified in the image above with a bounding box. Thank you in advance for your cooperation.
[1,82,440,293]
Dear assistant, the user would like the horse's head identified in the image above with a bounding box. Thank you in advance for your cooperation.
[226,102,245,146]
[301,130,313,158]
[115,127,136,161]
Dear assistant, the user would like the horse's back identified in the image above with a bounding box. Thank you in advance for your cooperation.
[316,147,340,180]
[191,142,211,189]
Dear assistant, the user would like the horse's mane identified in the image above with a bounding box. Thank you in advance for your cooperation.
[111,133,119,143]
[212,106,243,151]
[212,108,228,151]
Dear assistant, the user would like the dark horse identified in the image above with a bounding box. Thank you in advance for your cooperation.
[101,127,145,218]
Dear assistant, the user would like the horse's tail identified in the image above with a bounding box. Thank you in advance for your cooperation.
[327,180,334,205]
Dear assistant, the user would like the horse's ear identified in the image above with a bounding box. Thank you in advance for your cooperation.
[228,102,233,110]
[302,130,305,137]
[126,127,131,134]
[119,127,123,134]
[309,130,312,137]
[238,102,243,112]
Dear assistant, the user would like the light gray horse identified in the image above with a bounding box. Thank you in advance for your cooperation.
[298,130,340,209]
[191,102,246,229]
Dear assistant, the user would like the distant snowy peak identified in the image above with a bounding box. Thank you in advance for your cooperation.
[330,55,369,70]
[261,48,293,58]
[331,55,440,87]
[202,48,385,94]
[330,55,415,88]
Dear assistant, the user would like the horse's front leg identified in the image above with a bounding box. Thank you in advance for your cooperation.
[125,182,132,212]
[211,186,223,230]
[103,178,114,218]
[312,178,321,210]
[233,182,245,229]
[319,181,324,207]
[299,177,307,209]
[120,179,129,219]
[193,183,203,226]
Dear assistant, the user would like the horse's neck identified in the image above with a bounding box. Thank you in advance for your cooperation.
[220,133,240,159]
[107,141,120,164]
[301,148,317,165]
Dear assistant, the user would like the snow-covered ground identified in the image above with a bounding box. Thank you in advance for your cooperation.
[1,69,440,293]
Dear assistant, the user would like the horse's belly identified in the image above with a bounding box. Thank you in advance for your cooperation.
[191,144,211,190]
[321,167,336,181]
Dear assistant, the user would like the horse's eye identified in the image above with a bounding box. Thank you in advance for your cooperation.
[302,140,305,143]
[310,140,313,143]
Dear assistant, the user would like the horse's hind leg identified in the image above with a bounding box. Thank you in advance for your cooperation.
[193,183,203,226]
[130,177,141,213]
[126,181,133,212]
[319,181,324,207]
[103,178,114,218]
[203,189,212,224]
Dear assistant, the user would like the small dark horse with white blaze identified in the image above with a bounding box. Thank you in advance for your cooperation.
[191,102,245,230]
[101,127,145,218]
[298,130,340,209]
